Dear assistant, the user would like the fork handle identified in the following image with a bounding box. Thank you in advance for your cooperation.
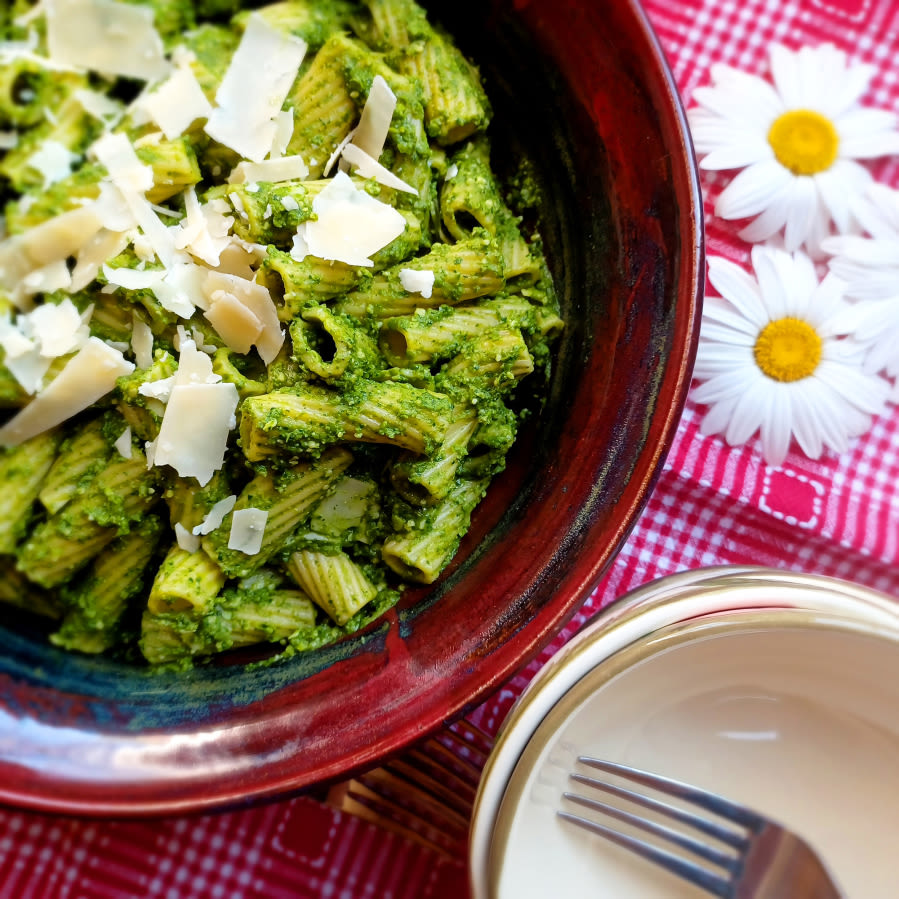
[737,829,844,899]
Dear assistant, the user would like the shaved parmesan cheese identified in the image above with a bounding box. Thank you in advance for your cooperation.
[290,227,309,262]
[192,494,237,536]
[138,378,173,403]
[29,298,90,357]
[22,204,104,271]
[0,338,135,446]
[152,381,238,485]
[445,163,459,180]
[0,131,17,150]
[22,259,71,295]
[132,314,153,369]
[114,426,133,459]
[26,140,77,188]
[323,128,355,178]
[151,259,208,318]
[73,88,122,124]
[205,14,307,163]
[174,521,200,553]
[71,228,130,292]
[340,143,417,195]
[270,109,294,159]
[304,171,406,267]
[203,272,284,364]
[140,63,212,141]
[228,155,309,185]
[45,0,170,82]
[204,291,262,354]
[92,132,175,267]
[352,75,396,160]
[216,243,258,280]
[173,339,221,387]
[0,322,48,395]
[172,191,234,268]
[399,268,435,299]
[228,508,268,555]
[102,264,163,291]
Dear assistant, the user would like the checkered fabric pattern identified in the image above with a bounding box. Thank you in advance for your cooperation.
[5,0,899,896]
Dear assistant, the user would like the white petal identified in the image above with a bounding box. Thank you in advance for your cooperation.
[815,359,888,414]
[724,382,767,446]
[781,177,820,252]
[707,258,768,326]
[750,244,791,317]
[699,318,757,347]
[692,368,755,405]
[769,44,802,109]
[827,62,876,118]
[824,236,899,266]
[841,132,899,161]
[701,300,761,337]
[790,387,823,458]
[715,159,793,220]
[759,386,792,466]
[700,399,737,437]
[814,167,854,235]
[699,140,773,171]
[738,197,790,244]
[709,63,785,120]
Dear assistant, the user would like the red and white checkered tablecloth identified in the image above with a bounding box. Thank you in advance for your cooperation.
[5,0,899,896]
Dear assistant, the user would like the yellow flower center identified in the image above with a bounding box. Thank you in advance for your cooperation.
[767,109,839,175]
[754,318,822,382]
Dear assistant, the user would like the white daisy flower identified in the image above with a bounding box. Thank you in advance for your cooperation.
[692,245,890,466]
[823,183,899,394]
[689,43,899,254]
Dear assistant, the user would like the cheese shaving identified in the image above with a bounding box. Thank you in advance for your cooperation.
[205,14,307,163]
[0,337,135,446]
[92,133,175,268]
[26,140,77,188]
[174,522,200,553]
[304,171,406,267]
[139,63,213,141]
[352,75,397,160]
[340,143,418,195]
[152,382,238,486]
[202,272,284,364]
[399,268,435,299]
[228,155,310,185]
[0,132,17,151]
[114,426,133,459]
[228,508,268,555]
[171,191,234,268]
[270,109,295,159]
[131,314,154,369]
[45,0,171,82]
[192,494,237,536]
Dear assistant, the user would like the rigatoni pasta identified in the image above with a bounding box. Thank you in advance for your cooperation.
[0,0,563,668]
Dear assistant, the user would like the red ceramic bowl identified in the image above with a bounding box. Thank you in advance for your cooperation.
[0,0,702,814]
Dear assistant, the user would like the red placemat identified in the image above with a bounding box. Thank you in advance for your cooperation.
[4,0,899,896]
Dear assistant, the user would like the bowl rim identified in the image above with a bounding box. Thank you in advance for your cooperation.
[468,565,899,897]
[0,0,706,816]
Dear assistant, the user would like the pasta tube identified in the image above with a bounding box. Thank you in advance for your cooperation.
[239,380,453,461]
[287,548,378,626]
[381,477,488,583]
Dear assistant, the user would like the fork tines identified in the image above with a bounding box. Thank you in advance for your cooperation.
[559,757,761,895]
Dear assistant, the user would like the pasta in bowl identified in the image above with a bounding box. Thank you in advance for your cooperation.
[0,0,702,813]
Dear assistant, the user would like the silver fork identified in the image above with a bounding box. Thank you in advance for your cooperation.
[559,757,843,898]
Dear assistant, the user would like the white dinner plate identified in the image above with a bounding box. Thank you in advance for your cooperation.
[469,566,899,898]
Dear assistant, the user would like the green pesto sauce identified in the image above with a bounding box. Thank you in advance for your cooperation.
[0,0,563,671]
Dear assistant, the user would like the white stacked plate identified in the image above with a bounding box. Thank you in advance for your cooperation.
[469,566,899,898]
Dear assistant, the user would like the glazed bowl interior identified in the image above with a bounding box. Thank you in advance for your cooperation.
[0,0,702,814]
